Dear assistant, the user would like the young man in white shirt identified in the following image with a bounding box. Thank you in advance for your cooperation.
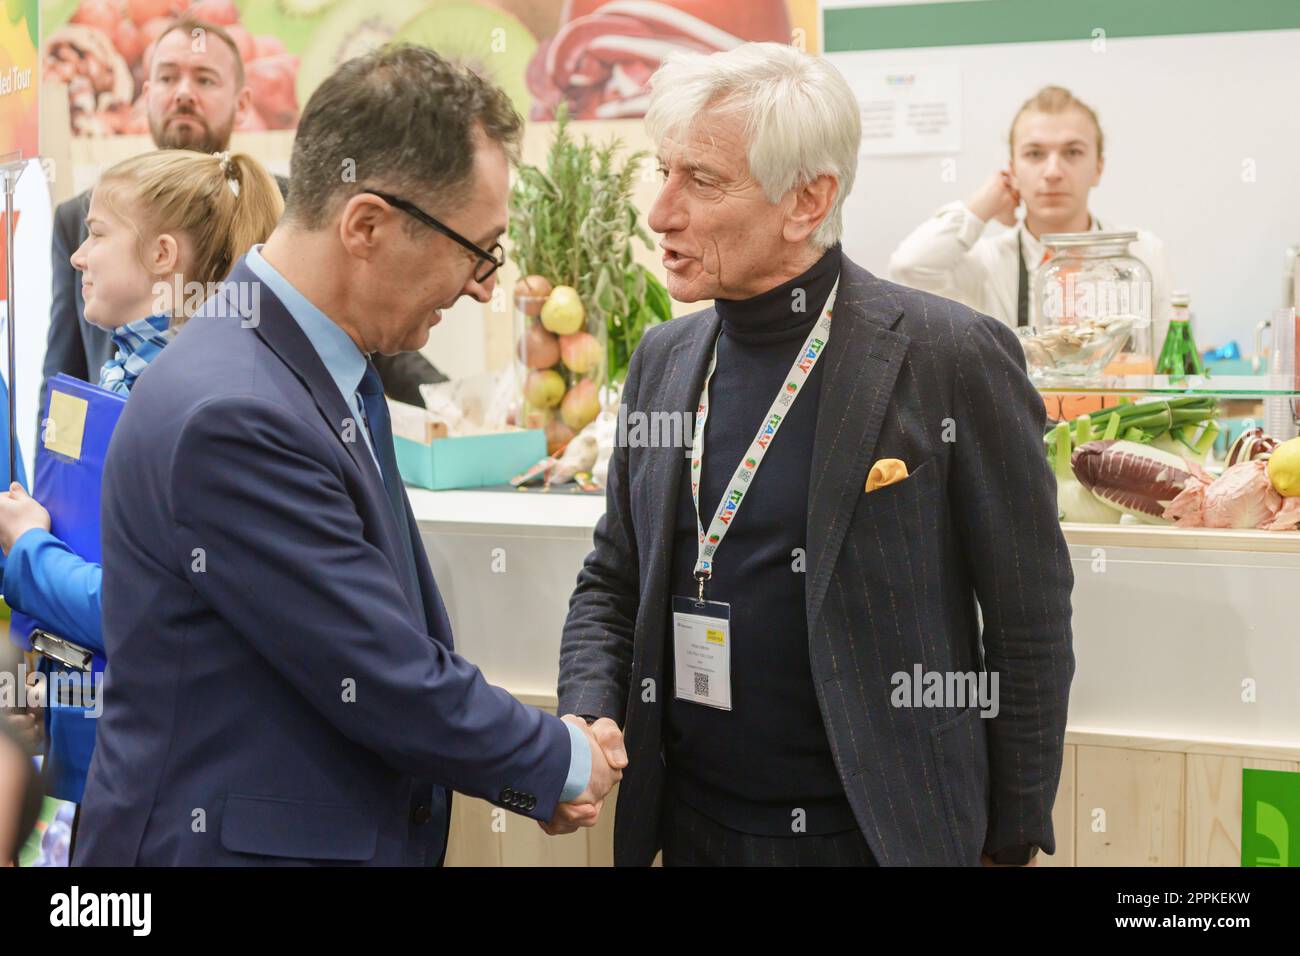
[890,85,1170,350]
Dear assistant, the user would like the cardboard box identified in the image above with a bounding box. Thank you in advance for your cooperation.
[394,429,546,491]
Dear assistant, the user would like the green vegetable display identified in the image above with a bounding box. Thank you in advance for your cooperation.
[1048,396,1220,459]
[1045,396,1222,523]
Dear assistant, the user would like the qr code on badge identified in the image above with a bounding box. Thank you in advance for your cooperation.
[693,672,709,697]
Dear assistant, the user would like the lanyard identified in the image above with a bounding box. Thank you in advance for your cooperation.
[689,280,838,601]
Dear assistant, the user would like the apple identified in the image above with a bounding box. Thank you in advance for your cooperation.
[544,419,576,456]
[223,24,257,67]
[540,286,585,335]
[514,275,554,317]
[253,35,287,60]
[127,0,183,28]
[518,320,560,370]
[523,369,566,409]
[187,0,241,27]
[559,331,602,374]
[113,18,144,64]
[560,379,600,431]
[71,0,121,36]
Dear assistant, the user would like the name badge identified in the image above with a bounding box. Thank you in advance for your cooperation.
[671,596,732,711]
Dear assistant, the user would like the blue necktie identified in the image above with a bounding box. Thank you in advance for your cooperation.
[358,362,425,626]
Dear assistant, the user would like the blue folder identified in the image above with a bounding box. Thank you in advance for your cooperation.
[0,363,27,499]
[9,374,126,668]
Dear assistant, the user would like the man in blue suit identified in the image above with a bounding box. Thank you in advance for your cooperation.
[74,45,622,866]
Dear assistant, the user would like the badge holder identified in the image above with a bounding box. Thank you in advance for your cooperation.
[672,571,732,711]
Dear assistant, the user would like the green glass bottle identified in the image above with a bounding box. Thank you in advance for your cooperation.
[1156,291,1206,376]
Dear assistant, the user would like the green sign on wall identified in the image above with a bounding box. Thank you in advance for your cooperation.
[824,0,1300,53]
[1242,768,1300,867]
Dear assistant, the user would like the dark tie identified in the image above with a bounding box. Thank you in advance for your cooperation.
[358,361,426,627]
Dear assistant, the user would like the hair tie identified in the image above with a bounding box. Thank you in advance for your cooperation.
[215,151,240,197]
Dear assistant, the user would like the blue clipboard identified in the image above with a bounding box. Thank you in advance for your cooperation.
[9,374,126,669]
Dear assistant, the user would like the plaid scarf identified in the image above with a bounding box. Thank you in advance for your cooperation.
[98,313,174,395]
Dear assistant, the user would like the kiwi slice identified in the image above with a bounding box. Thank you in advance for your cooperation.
[295,0,428,107]
[235,0,340,55]
[393,1,536,117]
[277,0,338,15]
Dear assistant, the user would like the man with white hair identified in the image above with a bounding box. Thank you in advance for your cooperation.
[557,43,1074,866]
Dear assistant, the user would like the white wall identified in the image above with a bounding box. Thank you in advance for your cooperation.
[826,21,1299,347]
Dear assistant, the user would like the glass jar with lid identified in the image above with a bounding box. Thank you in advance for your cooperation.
[1019,230,1155,382]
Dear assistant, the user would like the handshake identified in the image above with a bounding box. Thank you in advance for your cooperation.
[540,715,628,836]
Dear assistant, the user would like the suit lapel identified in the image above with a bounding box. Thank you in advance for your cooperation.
[805,257,910,629]
[229,260,379,484]
[228,258,426,623]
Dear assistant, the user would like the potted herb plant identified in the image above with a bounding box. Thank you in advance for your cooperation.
[509,107,673,454]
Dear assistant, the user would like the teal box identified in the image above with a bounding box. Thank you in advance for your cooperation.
[394,429,547,491]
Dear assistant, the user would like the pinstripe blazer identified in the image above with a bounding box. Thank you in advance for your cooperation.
[558,254,1075,866]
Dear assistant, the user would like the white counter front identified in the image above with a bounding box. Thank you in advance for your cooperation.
[412,489,1300,866]
[410,488,604,700]
[412,489,1300,750]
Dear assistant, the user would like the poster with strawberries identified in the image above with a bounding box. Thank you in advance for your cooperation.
[42,0,818,137]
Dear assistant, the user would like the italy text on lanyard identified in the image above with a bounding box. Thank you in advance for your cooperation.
[689,280,838,602]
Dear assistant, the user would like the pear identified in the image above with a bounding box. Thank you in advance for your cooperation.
[523,369,566,410]
[559,331,602,374]
[541,286,585,336]
[560,378,600,431]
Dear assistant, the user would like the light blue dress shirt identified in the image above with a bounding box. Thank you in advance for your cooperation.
[244,246,591,805]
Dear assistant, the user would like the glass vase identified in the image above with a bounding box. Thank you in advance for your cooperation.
[1023,231,1155,382]
[514,283,606,456]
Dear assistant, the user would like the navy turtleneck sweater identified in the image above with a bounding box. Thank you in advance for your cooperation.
[664,243,857,836]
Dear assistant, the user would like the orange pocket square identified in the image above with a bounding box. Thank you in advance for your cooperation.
[865,458,908,493]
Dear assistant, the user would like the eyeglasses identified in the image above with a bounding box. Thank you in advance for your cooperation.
[364,189,505,284]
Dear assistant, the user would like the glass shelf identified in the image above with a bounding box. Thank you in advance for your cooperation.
[1033,373,1300,398]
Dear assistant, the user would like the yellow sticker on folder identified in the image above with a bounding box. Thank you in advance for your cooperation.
[44,390,89,461]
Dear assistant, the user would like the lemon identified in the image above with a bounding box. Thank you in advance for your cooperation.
[1267,437,1300,497]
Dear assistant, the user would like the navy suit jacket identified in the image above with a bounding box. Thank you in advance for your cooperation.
[75,257,572,866]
